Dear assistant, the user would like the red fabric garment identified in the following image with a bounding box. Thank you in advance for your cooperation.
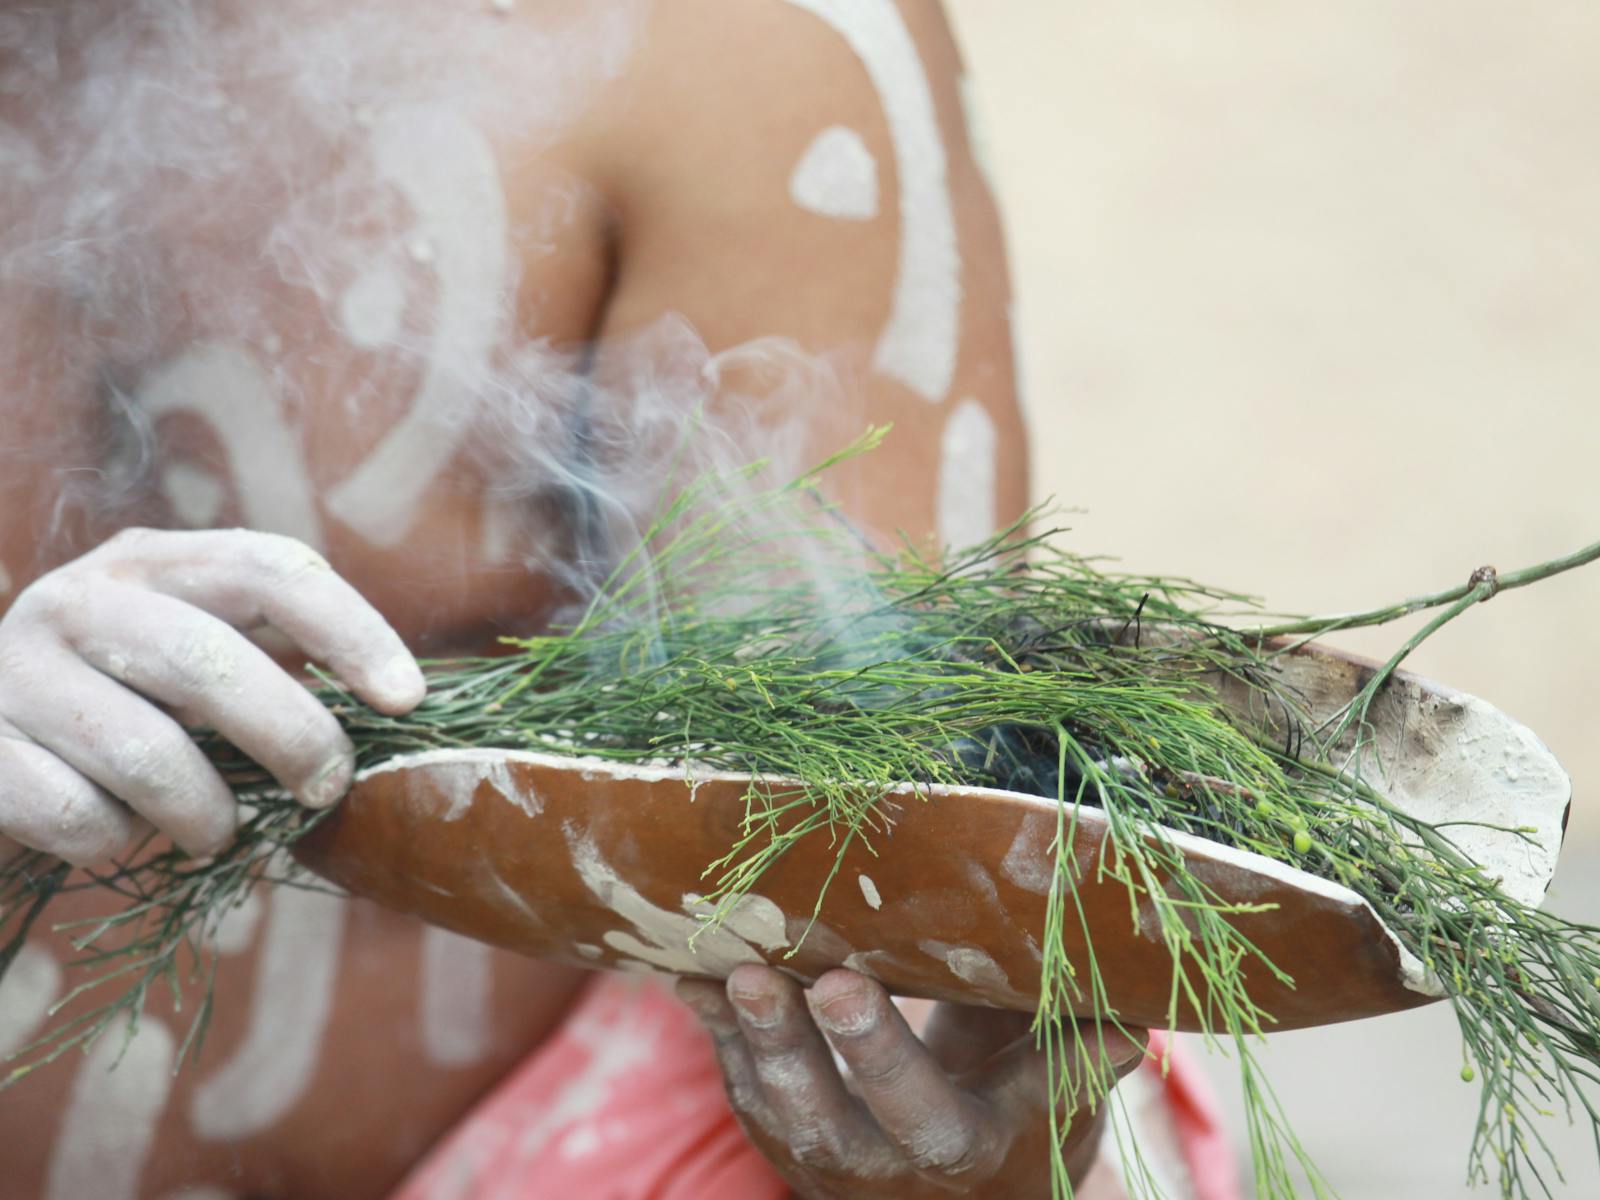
[389,974,1240,1200]
[390,974,788,1200]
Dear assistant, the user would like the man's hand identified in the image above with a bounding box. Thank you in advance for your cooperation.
[678,964,1146,1199]
[0,528,425,865]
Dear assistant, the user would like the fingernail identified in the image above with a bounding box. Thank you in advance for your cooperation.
[304,755,353,809]
[730,986,781,1029]
[810,990,876,1036]
[374,656,426,709]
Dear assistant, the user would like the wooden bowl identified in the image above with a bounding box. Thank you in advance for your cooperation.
[296,642,1570,1032]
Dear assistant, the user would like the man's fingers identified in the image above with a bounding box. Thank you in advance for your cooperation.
[963,1017,1147,1127]
[0,732,140,866]
[806,969,999,1180]
[61,583,356,809]
[921,1002,1036,1076]
[676,977,779,1134]
[2,650,238,857]
[97,529,425,715]
[721,964,894,1175]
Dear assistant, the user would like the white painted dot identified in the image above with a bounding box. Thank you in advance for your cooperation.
[857,873,883,910]
[407,235,436,265]
[937,399,999,550]
[490,0,515,12]
[338,259,408,349]
[159,462,228,529]
[789,125,879,221]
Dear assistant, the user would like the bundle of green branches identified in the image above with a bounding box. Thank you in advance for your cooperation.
[3,429,1599,1199]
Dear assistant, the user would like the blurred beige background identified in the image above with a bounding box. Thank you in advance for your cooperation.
[945,3,1600,1196]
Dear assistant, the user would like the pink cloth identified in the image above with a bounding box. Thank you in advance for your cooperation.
[389,974,1240,1200]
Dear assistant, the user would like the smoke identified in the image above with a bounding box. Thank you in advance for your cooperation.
[0,0,882,648]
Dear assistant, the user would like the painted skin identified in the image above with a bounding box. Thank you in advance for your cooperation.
[0,2,1112,1197]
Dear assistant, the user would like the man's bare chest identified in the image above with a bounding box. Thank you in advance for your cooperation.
[0,16,617,650]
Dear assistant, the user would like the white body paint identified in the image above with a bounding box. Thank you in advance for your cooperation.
[956,72,998,190]
[937,399,998,549]
[190,882,349,1140]
[0,558,12,596]
[325,106,510,546]
[479,497,521,564]
[789,125,879,220]
[45,1018,176,1200]
[420,925,496,1067]
[159,462,229,529]
[139,343,325,550]
[338,257,410,349]
[857,872,883,910]
[780,0,961,403]
[0,943,62,1059]
[160,1188,240,1200]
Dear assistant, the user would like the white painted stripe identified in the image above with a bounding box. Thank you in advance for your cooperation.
[780,0,961,403]
[937,398,998,549]
[139,343,325,550]
[420,925,496,1067]
[0,943,62,1059]
[45,1017,177,1200]
[190,882,347,1139]
[325,106,509,546]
